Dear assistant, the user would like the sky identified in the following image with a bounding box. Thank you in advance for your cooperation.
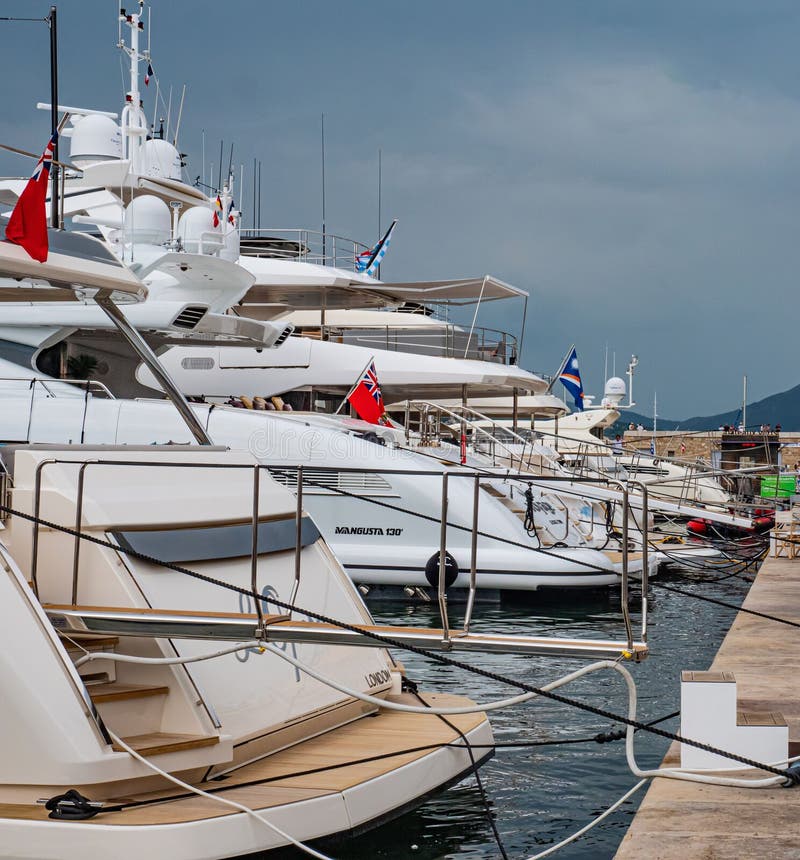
[2,1,800,418]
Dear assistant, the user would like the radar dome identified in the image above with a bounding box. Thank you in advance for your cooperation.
[602,376,627,407]
[123,195,171,246]
[142,138,182,181]
[69,114,122,166]
[178,206,223,254]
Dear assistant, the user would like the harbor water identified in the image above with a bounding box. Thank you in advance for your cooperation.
[263,565,754,859]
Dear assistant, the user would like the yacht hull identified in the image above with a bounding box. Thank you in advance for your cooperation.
[0,713,492,860]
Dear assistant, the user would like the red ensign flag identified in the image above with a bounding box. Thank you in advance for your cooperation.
[346,360,388,425]
[5,133,57,263]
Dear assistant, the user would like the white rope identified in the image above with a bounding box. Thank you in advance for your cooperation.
[89,644,791,786]
[106,729,333,860]
[263,645,789,788]
[74,640,263,668]
[524,779,647,860]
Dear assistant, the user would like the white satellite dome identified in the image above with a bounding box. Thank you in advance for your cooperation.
[123,195,171,246]
[602,376,627,407]
[141,138,182,181]
[69,114,122,166]
[178,205,223,254]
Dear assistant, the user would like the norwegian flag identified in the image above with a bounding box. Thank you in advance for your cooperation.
[346,360,388,425]
[5,132,57,263]
[145,62,154,86]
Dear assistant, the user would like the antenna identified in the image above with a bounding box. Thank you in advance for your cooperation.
[257,160,262,229]
[227,142,234,183]
[377,147,382,239]
[173,83,186,146]
[201,129,205,191]
[626,355,638,408]
[321,113,327,265]
[653,391,658,446]
[117,3,148,171]
[165,85,172,141]
[252,157,257,231]
[217,139,223,191]
[743,374,748,431]
[603,342,608,382]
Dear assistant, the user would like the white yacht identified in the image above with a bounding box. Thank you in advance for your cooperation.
[0,24,650,597]
[0,207,618,857]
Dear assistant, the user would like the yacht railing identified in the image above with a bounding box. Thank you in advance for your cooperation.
[0,377,115,444]
[0,468,9,523]
[300,323,519,364]
[405,401,566,477]
[526,425,752,514]
[239,228,371,271]
[25,458,646,660]
[405,400,538,471]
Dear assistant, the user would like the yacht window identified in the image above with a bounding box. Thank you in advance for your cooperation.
[111,515,320,563]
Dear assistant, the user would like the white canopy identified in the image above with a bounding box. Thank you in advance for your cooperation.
[238,273,527,313]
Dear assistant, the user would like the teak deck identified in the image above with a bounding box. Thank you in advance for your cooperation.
[0,692,486,826]
[615,555,800,859]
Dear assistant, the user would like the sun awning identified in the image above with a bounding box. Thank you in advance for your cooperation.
[238,274,527,312]
[363,276,527,304]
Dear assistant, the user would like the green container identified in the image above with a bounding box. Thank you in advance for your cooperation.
[760,476,795,498]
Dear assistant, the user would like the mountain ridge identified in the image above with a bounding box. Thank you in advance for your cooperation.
[610,382,800,432]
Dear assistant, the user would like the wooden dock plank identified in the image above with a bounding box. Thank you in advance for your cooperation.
[615,555,800,859]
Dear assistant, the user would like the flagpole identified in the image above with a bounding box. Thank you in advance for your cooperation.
[377,148,382,277]
[48,5,58,229]
[546,343,576,394]
[334,355,376,415]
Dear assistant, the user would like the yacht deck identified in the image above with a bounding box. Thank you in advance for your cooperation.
[0,692,489,826]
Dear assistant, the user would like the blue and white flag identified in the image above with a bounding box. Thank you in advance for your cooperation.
[558,347,585,412]
[356,219,397,276]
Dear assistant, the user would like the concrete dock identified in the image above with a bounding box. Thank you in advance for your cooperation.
[615,554,800,859]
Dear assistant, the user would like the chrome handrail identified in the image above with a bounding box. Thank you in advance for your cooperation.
[24,457,638,658]
[407,400,534,471]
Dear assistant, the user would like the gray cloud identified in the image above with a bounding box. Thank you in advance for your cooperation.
[2,2,800,417]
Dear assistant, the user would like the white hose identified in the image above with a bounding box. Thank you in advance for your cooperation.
[106,729,333,860]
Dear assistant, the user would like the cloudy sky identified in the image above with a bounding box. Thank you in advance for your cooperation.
[2,1,800,418]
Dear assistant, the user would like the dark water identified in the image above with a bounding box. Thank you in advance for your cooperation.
[258,566,754,860]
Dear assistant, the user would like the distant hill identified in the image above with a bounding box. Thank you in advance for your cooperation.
[610,382,800,433]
